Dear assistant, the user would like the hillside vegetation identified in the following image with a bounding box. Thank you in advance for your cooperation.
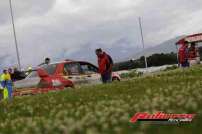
[0,66,202,134]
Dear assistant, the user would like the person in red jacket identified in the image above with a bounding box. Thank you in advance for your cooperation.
[178,41,189,67]
[95,48,113,83]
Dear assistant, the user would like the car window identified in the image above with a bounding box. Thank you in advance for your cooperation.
[42,64,57,75]
[80,63,98,74]
[88,64,98,72]
[64,63,80,75]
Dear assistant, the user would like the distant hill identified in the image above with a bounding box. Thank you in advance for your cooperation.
[130,36,184,60]
[61,38,141,65]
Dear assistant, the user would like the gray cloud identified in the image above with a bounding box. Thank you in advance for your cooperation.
[0,0,202,68]
[0,0,55,24]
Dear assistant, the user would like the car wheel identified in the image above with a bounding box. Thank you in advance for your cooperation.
[112,77,120,82]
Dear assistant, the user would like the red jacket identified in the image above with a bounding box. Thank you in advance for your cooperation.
[178,45,188,63]
[97,52,110,75]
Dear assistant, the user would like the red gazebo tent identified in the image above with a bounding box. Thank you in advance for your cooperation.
[176,33,202,66]
[176,33,202,45]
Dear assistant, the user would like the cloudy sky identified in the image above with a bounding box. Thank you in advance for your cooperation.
[0,0,202,68]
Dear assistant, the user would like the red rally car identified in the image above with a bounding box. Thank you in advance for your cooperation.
[13,60,121,96]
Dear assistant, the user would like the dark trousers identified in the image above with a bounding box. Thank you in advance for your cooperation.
[101,72,112,83]
[181,59,189,67]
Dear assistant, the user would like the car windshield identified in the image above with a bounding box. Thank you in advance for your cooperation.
[42,64,57,75]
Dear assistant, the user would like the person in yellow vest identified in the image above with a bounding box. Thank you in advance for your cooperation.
[1,69,12,100]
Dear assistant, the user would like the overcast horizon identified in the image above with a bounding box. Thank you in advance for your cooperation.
[0,0,202,68]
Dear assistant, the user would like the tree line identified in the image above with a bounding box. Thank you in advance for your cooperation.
[113,52,178,71]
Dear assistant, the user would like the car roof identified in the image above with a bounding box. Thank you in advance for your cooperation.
[41,60,97,67]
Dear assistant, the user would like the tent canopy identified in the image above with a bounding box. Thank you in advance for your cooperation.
[176,33,202,45]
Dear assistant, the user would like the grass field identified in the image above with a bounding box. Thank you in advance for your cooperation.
[0,66,202,134]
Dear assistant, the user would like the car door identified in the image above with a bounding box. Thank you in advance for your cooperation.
[79,62,102,85]
[63,62,86,85]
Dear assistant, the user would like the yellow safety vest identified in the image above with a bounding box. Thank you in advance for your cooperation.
[1,73,11,81]
[0,74,10,99]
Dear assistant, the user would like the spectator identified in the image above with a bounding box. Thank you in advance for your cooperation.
[95,48,114,83]
[12,67,26,82]
[178,41,189,68]
[39,57,51,66]
[1,69,12,100]
[8,68,14,80]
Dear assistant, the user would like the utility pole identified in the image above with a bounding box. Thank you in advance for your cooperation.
[138,17,148,68]
[9,0,22,70]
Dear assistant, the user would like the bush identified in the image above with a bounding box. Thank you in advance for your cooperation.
[120,70,142,79]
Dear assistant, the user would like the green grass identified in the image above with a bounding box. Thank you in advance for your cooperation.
[0,66,202,134]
